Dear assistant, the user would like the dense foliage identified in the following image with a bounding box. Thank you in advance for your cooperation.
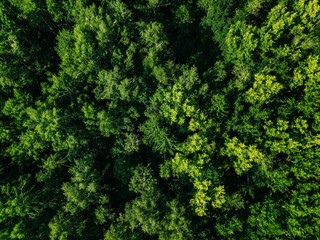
[1,0,320,239]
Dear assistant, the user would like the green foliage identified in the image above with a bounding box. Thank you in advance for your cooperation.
[1,0,320,239]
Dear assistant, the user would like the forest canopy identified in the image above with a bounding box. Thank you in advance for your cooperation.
[1,0,320,239]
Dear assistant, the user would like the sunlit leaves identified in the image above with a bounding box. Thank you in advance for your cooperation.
[245,72,283,104]
[224,137,267,175]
